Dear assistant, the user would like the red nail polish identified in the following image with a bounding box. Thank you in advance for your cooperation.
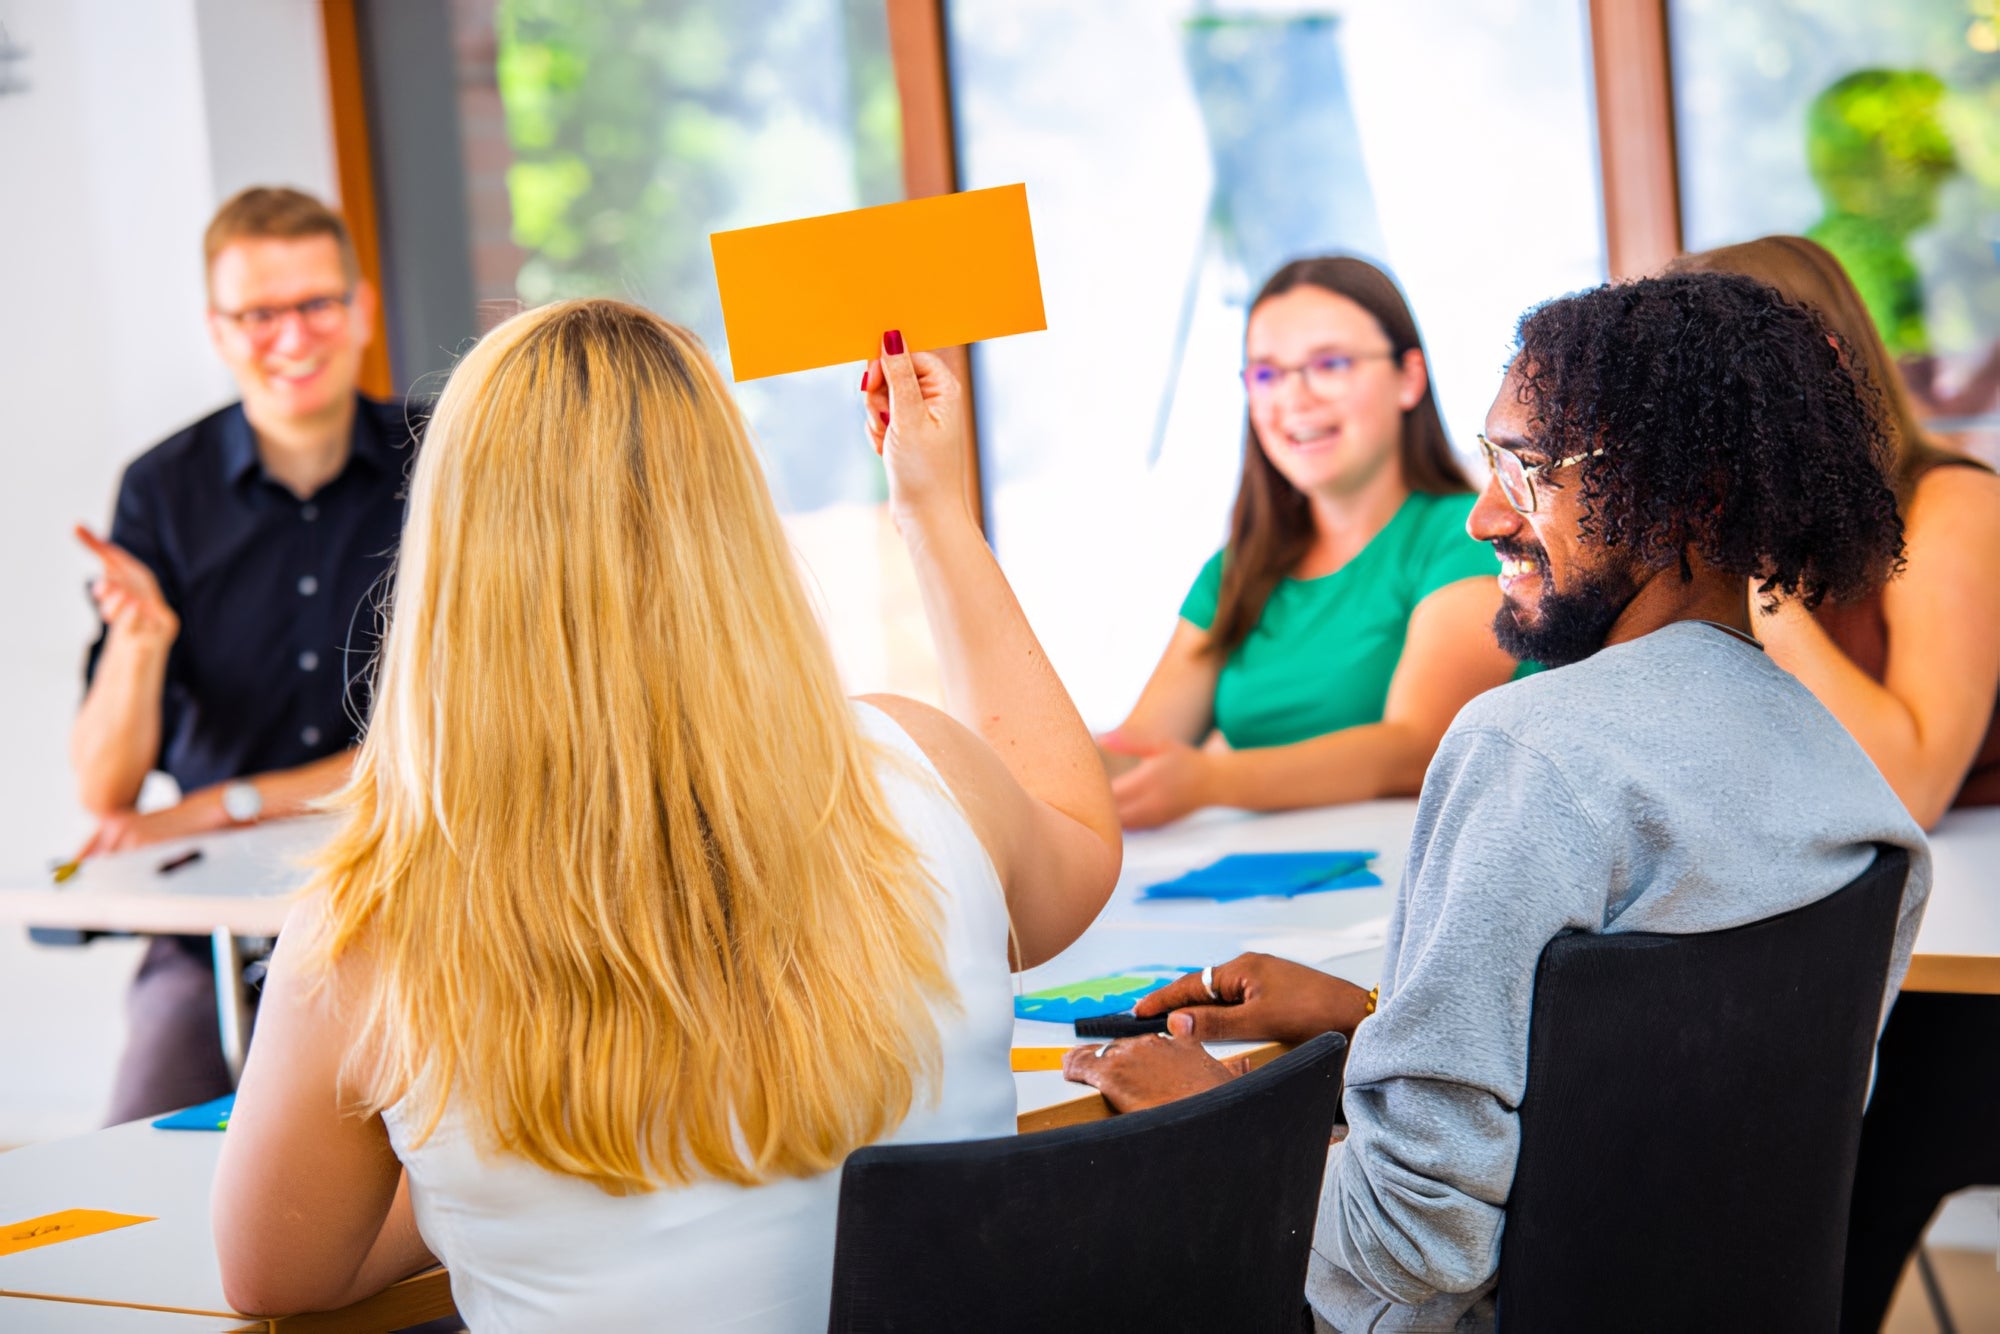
[879,411,890,426]
[883,329,905,356]
[860,369,870,389]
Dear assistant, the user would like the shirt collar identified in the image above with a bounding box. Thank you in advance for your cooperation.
[217,405,262,489]
[219,396,397,490]
[346,398,403,477]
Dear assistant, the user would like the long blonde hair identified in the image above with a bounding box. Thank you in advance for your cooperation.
[310,299,952,1194]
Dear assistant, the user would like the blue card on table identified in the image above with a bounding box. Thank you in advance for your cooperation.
[152,1093,234,1131]
[1140,851,1379,902]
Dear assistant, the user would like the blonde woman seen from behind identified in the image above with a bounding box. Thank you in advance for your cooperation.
[209,305,1120,1329]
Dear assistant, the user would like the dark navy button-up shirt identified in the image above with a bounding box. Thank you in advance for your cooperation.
[84,397,419,795]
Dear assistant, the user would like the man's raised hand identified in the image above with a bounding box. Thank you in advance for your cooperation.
[76,525,178,647]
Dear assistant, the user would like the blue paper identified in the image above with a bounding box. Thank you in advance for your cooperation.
[1014,965,1197,1023]
[152,1093,233,1131]
[1141,851,1378,901]
[1149,868,1382,902]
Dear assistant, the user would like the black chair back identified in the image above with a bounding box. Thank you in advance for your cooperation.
[827,1031,1348,1334]
[1497,845,1910,1332]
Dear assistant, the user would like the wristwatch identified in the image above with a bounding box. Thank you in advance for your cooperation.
[221,780,264,825]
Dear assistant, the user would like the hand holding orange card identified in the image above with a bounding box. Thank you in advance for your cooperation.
[710,184,1046,382]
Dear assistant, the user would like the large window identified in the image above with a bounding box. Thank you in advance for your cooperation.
[1672,0,2000,459]
[947,0,1607,725]
[367,0,938,698]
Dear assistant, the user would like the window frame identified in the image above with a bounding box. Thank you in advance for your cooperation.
[321,0,1692,508]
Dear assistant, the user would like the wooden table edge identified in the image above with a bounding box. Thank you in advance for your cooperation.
[1904,953,2000,996]
[265,1268,454,1333]
[0,1267,451,1333]
[0,1288,261,1328]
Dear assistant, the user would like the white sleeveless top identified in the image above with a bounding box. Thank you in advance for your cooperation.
[382,703,1018,1332]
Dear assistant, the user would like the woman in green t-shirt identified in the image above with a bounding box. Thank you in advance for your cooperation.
[1103,256,1520,828]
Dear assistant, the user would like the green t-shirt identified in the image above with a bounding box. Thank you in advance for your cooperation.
[1180,491,1501,750]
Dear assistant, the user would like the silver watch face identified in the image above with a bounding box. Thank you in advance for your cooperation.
[222,782,262,823]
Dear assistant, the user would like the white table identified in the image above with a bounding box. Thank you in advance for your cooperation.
[1012,802,1408,1125]
[0,805,1407,1111]
[0,1121,451,1332]
[0,818,336,1078]
[6,795,1990,1326]
[0,817,336,939]
[4,794,1993,1100]
[1908,805,2000,993]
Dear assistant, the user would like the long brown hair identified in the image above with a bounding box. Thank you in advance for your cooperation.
[1669,235,1969,506]
[1207,256,1471,657]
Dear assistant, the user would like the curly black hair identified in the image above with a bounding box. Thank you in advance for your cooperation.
[1513,271,1904,609]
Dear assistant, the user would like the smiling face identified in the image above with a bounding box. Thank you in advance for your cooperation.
[206,235,373,427]
[1469,365,1643,667]
[1243,286,1426,502]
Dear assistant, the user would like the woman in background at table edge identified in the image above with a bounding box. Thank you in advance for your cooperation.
[1104,255,1524,830]
[209,306,1120,1328]
[1672,236,2000,831]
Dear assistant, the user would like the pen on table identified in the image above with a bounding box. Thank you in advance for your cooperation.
[157,849,204,876]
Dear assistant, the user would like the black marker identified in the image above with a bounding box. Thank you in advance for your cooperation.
[157,849,204,875]
[1074,1013,1172,1039]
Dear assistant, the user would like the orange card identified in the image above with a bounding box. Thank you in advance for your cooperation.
[1010,1047,1071,1072]
[710,184,1046,381]
[0,1208,154,1258]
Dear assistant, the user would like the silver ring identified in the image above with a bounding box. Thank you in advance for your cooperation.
[1094,1042,1114,1059]
[1201,964,1218,1001]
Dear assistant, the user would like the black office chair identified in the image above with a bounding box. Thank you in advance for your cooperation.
[826,1031,1348,1334]
[1496,844,1910,1332]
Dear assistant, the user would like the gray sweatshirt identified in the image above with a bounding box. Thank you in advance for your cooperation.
[1307,621,1931,1333]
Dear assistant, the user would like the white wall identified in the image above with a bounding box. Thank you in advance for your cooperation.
[0,0,332,1145]
[194,0,337,203]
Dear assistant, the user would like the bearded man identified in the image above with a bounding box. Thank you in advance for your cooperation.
[1064,271,1931,1332]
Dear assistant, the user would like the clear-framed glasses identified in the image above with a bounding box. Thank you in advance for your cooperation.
[1477,433,1604,515]
[213,292,355,343]
[1241,349,1397,401]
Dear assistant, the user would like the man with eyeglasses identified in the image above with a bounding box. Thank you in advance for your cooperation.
[1064,272,1931,1331]
[71,186,415,1123]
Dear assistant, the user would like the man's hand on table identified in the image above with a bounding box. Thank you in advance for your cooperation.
[1063,1033,1248,1113]
[1063,953,1374,1113]
[75,788,230,858]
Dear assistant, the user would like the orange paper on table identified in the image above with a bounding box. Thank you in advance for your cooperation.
[1011,1047,1071,1072]
[0,1208,154,1257]
[710,184,1046,381]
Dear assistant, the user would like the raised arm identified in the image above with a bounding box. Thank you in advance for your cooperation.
[859,338,1120,968]
[1756,466,2000,829]
[71,524,177,814]
[1111,576,1515,828]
